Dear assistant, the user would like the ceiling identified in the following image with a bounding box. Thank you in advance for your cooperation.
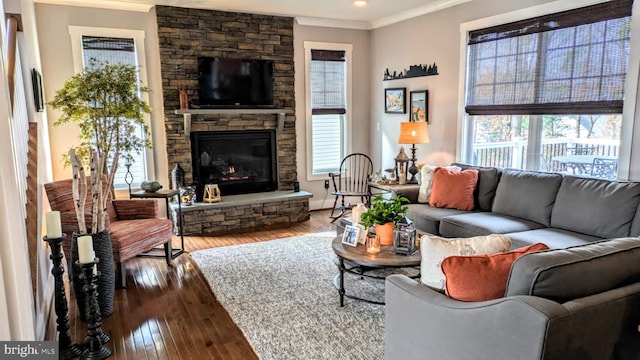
[34,0,472,29]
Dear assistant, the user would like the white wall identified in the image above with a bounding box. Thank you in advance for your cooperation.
[370,0,569,171]
[35,4,168,193]
[293,24,371,210]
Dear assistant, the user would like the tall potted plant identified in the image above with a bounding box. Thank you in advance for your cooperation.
[49,59,152,318]
[360,195,409,246]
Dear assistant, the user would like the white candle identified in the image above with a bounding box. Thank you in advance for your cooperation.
[45,211,62,238]
[77,235,95,264]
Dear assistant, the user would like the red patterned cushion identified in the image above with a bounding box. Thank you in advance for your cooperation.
[109,218,173,262]
[45,179,173,265]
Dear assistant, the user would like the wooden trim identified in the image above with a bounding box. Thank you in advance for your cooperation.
[5,15,19,110]
[26,123,38,307]
[465,101,624,115]
[311,49,345,61]
[312,108,346,115]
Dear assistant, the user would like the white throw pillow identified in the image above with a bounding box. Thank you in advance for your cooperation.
[420,234,511,290]
[417,165,461,203]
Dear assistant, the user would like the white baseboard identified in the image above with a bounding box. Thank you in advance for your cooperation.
[309,199,334,211]
[36,273,55,341]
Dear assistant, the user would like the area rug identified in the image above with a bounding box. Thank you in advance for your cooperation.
[190,232,407,360]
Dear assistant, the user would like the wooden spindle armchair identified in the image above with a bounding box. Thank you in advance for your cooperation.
[328,153,373,222]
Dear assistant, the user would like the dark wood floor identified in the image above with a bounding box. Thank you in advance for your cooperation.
[59,209,336,360]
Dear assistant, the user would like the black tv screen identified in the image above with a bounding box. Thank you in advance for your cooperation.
[198,57,274,107]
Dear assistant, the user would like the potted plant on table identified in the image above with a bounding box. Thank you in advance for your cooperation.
[49,59,152,318]
[360,194,409,246]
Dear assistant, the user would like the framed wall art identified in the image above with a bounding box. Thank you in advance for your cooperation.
[31,69,44,112]
[384,87,406,114]
[409,90,428,122]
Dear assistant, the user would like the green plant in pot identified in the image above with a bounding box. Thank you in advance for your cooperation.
[49,59,152,318]
[360,194,409,246]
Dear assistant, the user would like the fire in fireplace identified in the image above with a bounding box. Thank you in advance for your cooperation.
[190,130,278,198]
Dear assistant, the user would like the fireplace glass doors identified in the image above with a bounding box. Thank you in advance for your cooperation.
[190,130,278,197]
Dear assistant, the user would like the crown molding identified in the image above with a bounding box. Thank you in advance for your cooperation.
[297,0,473,30]
[34,0,153,12]
[370,0,472,29]
[35,0,471,29]
[295,16,372,30]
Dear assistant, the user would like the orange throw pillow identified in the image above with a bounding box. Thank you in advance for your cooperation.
[441,243,549,301]
[429,167,479,211]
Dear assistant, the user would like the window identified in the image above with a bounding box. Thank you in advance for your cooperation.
[462,0,632,179]
[304,42,353,180]
[68,26,151,189]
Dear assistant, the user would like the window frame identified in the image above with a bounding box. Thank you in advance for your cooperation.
[68,26,153,190]
[457,0,640,180]
[304,41,353,181]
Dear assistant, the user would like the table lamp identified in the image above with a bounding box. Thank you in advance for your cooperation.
[398,121,430,184]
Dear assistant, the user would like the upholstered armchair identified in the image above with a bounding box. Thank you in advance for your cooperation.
[44,179,174,288]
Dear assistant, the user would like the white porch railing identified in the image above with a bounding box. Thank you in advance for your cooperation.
[472,138,619,173]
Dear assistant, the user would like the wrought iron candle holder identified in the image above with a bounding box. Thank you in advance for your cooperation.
[124,159,134,196]
[77,259,111,359]
[44,235,84,360]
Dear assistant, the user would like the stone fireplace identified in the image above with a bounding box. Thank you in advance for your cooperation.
[156,6,309,235]
[156,6,296,191]
[190,130,278,197]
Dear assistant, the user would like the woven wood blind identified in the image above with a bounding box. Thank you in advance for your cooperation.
[465,0,633,115]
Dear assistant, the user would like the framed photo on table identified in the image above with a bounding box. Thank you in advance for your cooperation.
[410,90,428,123]
[385,87,406,114]
[342,225,361,247]
[354,224,368,244]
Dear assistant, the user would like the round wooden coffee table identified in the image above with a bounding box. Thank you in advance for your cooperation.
[331,236,421,306]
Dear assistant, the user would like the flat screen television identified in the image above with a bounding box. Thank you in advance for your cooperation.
[197,57,274,108]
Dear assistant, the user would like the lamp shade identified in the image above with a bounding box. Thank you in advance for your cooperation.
[398,121,430,144]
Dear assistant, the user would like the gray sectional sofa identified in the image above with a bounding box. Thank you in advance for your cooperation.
[386,237,640,360]
[385,165,640,359]
[405,164,640,248]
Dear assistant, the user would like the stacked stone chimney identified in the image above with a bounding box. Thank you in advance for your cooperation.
[155,6,296,190]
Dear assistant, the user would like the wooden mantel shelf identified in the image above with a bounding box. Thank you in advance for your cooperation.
[175,108,293,116]
[174,108,294,136]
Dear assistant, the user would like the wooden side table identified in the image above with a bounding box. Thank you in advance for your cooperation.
[130,189,185,259]
[368,182,419,200]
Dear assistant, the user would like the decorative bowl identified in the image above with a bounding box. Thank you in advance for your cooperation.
[141,181,163,193]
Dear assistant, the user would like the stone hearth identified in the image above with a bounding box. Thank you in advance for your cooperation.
[171,191,311,235]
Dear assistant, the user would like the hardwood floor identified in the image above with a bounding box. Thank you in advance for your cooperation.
[60,209,337,360]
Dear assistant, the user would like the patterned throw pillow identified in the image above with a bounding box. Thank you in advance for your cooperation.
[441,243,549,301]
[420,234,511,291]
[417,165,461,203]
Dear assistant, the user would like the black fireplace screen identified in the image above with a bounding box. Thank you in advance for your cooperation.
[190,130,278,197]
